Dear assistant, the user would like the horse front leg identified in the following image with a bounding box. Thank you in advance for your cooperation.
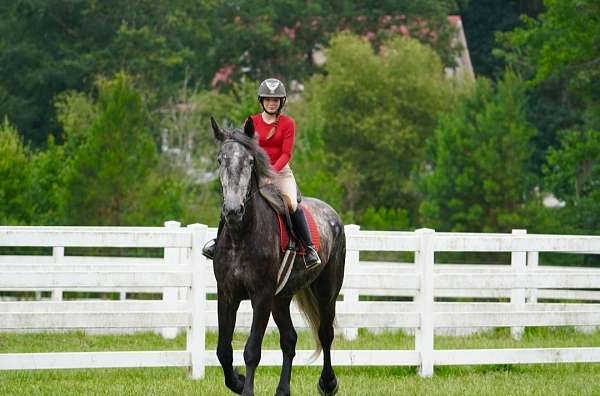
[217,293,244,394]
[272,297,297,396]
[242,292,273,396]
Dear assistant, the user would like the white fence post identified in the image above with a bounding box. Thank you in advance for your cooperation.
[162,221,181,339]
[187,223,207,379]
[51,247,64,302]
[342,224,360,341]
[415,228,435,377]
[527,251,539,304]
[511,229,527,340]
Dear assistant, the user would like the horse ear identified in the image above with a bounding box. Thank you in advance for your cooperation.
[210,116,225,141]
[244,117,255,138]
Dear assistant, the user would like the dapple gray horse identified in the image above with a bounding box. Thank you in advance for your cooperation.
[210,117,345,396]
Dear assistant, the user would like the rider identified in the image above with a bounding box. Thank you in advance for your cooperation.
[202,78,321,269]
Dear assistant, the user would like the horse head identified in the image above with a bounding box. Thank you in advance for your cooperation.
[211,116,256,225]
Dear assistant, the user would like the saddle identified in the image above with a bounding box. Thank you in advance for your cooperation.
[258,184,321,295]
[258,184,321,255]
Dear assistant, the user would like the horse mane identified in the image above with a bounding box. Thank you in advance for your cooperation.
[224,129,286,214]
[225,128,276,181]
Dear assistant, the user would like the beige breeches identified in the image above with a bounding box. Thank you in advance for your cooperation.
[269,164,298,212]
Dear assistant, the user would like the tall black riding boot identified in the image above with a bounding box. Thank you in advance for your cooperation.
[202,216,224,260]
[291,206,321,269]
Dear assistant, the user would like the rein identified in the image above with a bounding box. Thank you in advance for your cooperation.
[243,168,263,206]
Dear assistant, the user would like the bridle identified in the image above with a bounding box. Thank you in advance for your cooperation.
[219,139,263,218]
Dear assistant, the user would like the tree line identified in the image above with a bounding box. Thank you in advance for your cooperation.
[0,0,598,245]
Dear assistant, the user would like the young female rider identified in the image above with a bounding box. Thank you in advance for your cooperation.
[203,78,321,269]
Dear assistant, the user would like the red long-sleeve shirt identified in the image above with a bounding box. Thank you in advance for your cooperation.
[250,113,295,172]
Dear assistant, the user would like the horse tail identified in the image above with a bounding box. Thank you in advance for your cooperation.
[294,287,322,360]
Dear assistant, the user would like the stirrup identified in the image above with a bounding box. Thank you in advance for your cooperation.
[202,239,216,260]
[304,246,321,270]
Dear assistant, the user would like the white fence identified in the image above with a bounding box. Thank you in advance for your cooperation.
[0,223,207,378]
[1,224,600,377]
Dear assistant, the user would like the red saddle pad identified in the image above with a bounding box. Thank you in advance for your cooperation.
[277,204,321,255]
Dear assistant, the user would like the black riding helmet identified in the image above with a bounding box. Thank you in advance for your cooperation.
[258,78,286,115]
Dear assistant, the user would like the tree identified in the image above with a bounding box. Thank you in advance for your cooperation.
[544,128,600,235]
[499,0,600,87]
[493,0,600,237]
[0,0,214,146]
[496,0,600,172]
[0,0,461,147]
[458,0,543,78]
[62,74,163,225]
[419,72,537,232]
[302,33,453,219]
[0,118,32,224]
[209,1,461,83]
[29,137,67,225]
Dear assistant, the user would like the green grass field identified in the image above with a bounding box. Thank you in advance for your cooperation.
[1,327,600,395]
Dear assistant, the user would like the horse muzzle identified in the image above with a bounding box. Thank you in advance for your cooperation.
[223,204,245,224]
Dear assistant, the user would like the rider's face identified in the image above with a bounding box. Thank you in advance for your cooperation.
[262,97,281,113]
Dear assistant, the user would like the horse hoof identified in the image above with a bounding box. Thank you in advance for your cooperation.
[274,388,290,396]
[317,377,339,396]
[227,371,245,394]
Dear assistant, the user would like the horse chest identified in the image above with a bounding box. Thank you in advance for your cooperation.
[214,248,276,284]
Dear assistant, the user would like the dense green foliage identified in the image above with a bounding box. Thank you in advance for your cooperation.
[294,34,453,224]
[62,74,158,225]
[420,72,537,232]
[0,119,32,224]
[0,75,190,226]
[496,0,600,237]
[0,0,459,146]
[0,0,597,238]
[0,0,215,145]
[497,0,600,171]
[544,128,600,235]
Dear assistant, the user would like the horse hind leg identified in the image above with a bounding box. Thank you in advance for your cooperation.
[313,247,345,396]
[316,295,339,396]
[216,295,245,394]
[272,297,297,396]
[297,282,339,396]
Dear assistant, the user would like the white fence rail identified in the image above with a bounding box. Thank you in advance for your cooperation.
[0,223,208,378]
[1,224,600,377]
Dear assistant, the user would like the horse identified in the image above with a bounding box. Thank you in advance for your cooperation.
[209,116,346,396]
